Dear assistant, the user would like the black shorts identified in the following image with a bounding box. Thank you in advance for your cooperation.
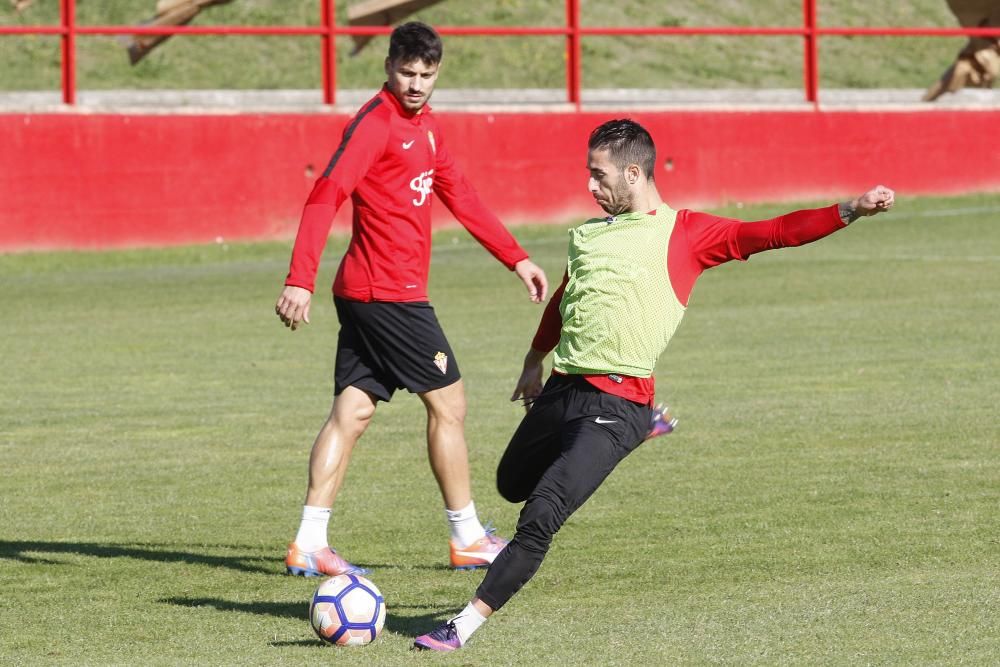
[333,297,461,402]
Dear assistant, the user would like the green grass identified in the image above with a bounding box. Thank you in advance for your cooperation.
[0,0,965,91]
[2,192,998,665]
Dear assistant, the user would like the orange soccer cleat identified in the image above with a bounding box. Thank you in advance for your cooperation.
[285,542,368,577]
[449,529,508,570]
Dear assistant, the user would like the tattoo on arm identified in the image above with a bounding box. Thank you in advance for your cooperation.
[838,201,860,225]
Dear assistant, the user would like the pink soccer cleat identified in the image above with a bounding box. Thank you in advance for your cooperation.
[284,542,367,577]
[646,403,678,440]
[414,620,462,652]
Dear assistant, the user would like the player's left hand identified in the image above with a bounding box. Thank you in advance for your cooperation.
[514,258,549,304]
[511,348,545,411]
[854,185,895,217]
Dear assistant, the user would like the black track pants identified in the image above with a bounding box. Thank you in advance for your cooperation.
[475,374,651,611]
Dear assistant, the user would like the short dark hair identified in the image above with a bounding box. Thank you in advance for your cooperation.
[388,22,443,66]
[588,119,657,180]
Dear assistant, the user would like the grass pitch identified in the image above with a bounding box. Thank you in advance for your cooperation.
[1,193,998,665]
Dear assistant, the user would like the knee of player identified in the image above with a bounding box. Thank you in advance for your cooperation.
[425,396,466,427]
[496,462,531,503]
[496,476,528,504]
[442,405,466,427]
[330,404,376,437]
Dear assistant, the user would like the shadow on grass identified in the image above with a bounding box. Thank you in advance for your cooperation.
[164,597,305,619]
[0,540,275,575]
[163,596,461,637]
[2,540,478,576]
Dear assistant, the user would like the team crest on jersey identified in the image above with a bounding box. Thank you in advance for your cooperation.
[410,169,434,206]
[427,130,436,154]
[433,351,448,374]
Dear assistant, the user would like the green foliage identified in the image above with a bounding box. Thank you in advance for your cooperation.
[0,0,966,91]
[2,193,998,665]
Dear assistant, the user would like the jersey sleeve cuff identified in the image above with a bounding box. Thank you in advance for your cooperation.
[284,278,315,293]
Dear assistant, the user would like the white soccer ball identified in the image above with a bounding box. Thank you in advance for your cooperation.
[309,573,386,646]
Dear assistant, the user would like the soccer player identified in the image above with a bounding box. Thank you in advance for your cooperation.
[413,118,895,651]
[275,22,548,577]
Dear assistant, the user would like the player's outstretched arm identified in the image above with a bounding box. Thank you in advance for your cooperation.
[510,348,546,409]
[839,185,895,223]
[275,285,312,331]
[514,258,549,304]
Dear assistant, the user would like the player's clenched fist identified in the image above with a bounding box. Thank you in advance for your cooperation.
[856,185,895,216]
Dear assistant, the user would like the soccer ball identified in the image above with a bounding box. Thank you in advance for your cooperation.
[309,574,386,646]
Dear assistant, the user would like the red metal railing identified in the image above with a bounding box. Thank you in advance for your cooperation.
[2,0,999,108]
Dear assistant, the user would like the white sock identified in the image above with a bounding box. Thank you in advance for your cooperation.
[294,505,331,552]
[450,602,488,645]
[445,500,487,548]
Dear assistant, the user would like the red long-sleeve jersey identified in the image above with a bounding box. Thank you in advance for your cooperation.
[284,85,529,301]
[532,204,847,405]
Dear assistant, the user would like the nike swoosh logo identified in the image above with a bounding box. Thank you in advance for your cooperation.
[402,140,415,149]
[595,417,617,424]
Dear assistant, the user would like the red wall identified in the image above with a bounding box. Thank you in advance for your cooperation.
[1,109,998,251]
